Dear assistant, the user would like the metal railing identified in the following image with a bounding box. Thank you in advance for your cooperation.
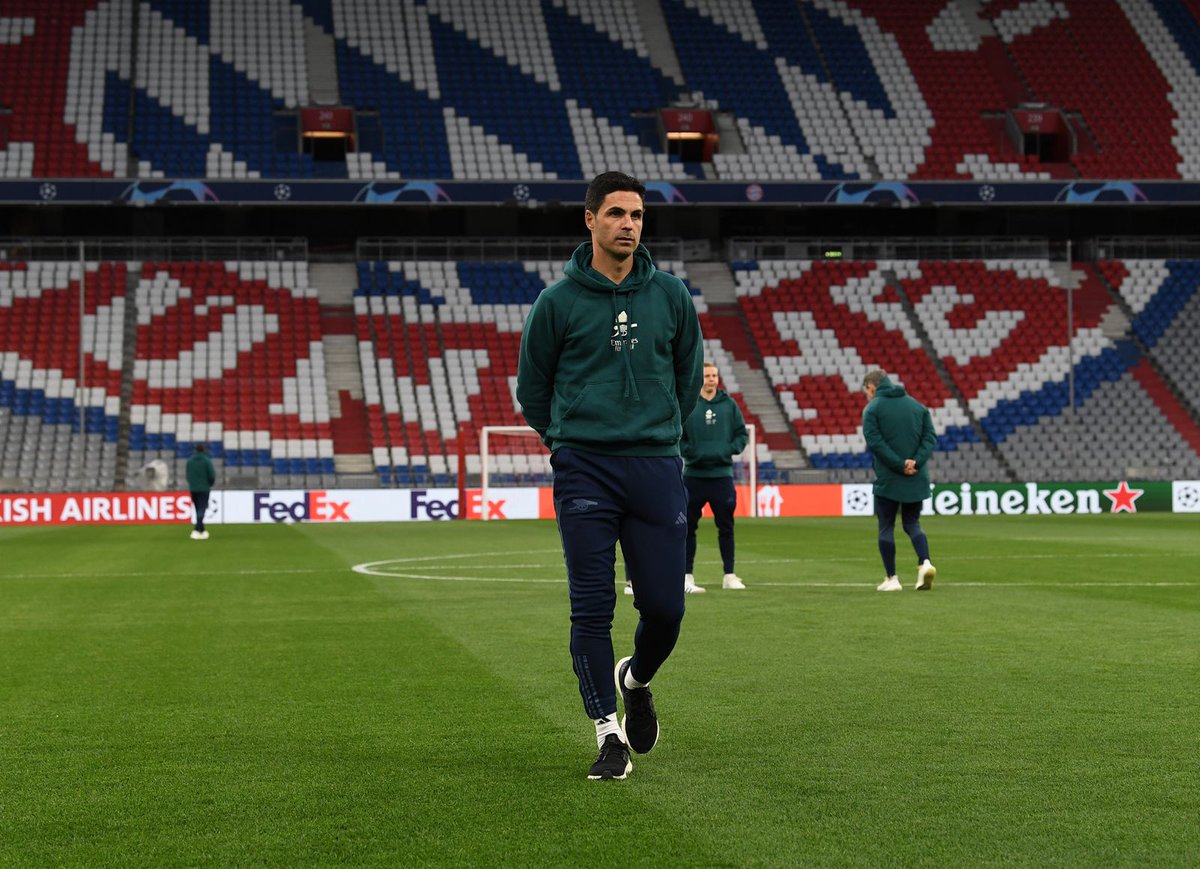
[357,236,695,262]
[725,236,1054,262]
[0,237,308,262]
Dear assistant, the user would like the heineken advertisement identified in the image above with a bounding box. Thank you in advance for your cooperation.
[920,481,1195,516]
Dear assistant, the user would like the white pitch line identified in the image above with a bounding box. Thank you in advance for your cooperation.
[754,581,1197,588]
[357,570,566,584]
[354,557,1197,588]
[2,568,330,580]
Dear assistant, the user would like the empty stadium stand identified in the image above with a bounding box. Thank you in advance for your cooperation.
[0,260,123,491]
[127,259,336,491]
[6,1,1200,181]
[732,252,1200,483]
[2,245,1200,492]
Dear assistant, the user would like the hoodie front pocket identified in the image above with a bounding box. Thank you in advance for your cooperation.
[559,380,679,445]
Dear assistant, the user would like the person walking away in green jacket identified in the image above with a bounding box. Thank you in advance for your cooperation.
[679,361,749,592]
[185,443,216,540]
[862,369,937,591]
[516,171,704,781]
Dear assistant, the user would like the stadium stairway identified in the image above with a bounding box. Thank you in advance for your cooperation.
[686,261,808,470]
[633,0,687,88]
[313,262,376,482]
[303,13,340,106]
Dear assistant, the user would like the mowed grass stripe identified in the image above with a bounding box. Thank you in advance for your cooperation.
[1,517,1197,865]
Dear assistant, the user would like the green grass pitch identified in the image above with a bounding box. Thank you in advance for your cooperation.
[2,515,1198,866]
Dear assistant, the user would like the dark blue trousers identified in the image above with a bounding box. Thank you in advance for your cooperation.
[685,475,737,574]
[551,447,687,720]
[875,495,930,576]
[190,491,210,532]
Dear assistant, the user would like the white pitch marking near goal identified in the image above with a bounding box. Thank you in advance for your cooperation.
[479,423,757,519]
[354,549,567,583]
[351,551,1198,587]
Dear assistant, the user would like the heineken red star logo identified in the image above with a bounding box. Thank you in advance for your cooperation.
[1103,481,1144,513]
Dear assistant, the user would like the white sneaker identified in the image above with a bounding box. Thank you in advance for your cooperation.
[190,530,202,540]
[683,573,706,594]
[199,531,209,540]
[877,576,903,592]
[624,582,634,596]
[723,573,746,590]
[916,560,936,591]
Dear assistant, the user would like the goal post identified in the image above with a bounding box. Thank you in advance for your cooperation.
[480,426,551,521]
[479,423,757,520]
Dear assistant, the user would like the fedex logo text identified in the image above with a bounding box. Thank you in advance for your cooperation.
[253,491,351,522]
[411,490,458,520]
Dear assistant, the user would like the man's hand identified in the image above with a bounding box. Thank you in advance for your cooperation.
[903,458,917,476]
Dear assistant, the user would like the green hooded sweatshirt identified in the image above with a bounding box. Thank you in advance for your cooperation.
[862,376,936,503]
[681,390,748,478]
[517,242,704,456]
[186,450,216,492]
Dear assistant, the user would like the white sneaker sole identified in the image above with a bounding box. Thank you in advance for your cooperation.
[587,758,632,781]
[916,564,936,591]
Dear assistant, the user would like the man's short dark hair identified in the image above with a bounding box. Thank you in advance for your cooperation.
[862,369,887,388]
[195,443,207,453]
[585,171,645,216]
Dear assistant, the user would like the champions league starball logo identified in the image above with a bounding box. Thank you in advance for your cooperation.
[842,485,873,516]
[1172,481,1200,513]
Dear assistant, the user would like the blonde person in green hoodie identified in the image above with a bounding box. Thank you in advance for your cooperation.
[862,369,937,592]
[679,361,749,592]
[517,171,704,781]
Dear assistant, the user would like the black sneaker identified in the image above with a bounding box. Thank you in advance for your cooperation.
[587,733,632,780]
[615,656,659,754]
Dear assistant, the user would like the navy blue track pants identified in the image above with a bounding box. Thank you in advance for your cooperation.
[685,475,736,574]
[551,447,687,720]
[190,491,210,532]
[874,494,930,576]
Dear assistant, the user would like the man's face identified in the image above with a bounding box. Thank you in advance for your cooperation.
[863,383,877,402]
[702,366,719,395]
[585,191,644,261]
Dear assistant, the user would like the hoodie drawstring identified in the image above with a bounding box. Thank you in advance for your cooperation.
[612,289,641,401]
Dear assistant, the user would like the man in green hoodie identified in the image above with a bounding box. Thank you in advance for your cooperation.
[680,361,749,592]
[862,369,937,592]
[517,171,704,781]
[185,443,216,541]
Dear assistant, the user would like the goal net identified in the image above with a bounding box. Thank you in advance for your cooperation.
[479,424,757,519]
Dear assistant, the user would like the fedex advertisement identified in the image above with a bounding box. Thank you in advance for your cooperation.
[220,487,542,524]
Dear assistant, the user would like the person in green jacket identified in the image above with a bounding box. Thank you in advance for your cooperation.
[680,361,749,592]
[185,443,216,540]
[517,171,704,781]
[862,369,937,591]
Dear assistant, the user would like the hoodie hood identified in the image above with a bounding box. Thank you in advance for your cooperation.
[876,376,907,399]
[564,242,656,293]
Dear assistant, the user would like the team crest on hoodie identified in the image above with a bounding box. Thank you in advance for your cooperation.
[610,310,638,352]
